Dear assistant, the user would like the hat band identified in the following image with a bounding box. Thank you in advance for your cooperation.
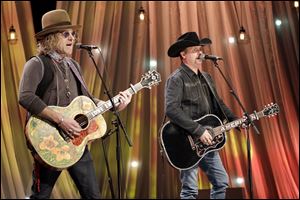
[43,21,72,29]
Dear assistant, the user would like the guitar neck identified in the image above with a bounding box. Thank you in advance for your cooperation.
[213,110,265,135]
[87,82,144,119]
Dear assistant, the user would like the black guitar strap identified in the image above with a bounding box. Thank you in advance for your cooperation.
[157,114,168,195]
[200,72,230,123]
[158,115,167,155]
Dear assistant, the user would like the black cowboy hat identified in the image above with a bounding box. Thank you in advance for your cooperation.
[35,9,81,40]
[167,32,212,57]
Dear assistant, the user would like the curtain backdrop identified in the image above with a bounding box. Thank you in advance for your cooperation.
[1,1,298,199]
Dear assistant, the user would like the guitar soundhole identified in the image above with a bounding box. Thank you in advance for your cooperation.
[74,114,89,129]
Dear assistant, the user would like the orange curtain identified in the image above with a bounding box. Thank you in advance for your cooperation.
[1,1,298,199]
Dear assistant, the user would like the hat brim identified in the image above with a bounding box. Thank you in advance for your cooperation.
[35,24,82,40]
[168,38,212,57]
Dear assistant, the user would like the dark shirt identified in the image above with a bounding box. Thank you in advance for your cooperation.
[165,63,237,137]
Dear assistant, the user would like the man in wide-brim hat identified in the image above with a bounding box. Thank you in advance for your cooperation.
[163,31,238,199]
[35,9,81,56]
[19,9,132,199]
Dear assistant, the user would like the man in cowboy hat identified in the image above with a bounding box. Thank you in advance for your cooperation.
[19,9,132,198]
[164,32,239,199]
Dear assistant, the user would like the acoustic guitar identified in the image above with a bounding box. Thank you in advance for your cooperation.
[26,70,161,170]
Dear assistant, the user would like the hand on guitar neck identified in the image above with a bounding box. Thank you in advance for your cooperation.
[115,90,132,111]
[240,114,252,129]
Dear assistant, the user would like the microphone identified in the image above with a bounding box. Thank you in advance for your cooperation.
[199,54,223,61]
[76,43,98,50]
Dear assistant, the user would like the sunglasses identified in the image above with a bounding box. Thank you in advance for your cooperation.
[60,31,77,39]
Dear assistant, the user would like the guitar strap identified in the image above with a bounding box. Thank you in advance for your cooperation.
[157,114,168,194]
[158,115,168,155]
[200,72,230,123]
[66,59,97,105]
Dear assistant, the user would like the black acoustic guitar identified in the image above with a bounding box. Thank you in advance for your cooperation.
[160,103,279,170]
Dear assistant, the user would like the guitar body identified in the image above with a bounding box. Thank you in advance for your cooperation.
[25,96,107,170]
[160,114,225,170]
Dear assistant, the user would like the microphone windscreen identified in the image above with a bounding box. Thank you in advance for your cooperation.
[75,43,82,49]
[199,54,206,60]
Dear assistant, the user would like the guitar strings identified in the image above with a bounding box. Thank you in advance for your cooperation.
[69,93,125,129]
[75,116,88,128]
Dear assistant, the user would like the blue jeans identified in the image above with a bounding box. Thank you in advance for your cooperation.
[180,151,229,199]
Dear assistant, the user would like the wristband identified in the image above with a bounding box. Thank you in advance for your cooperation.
[57,117,64,126]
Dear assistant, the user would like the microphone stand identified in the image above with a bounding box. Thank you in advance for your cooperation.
[101,129,116,199]
[211,59,260,199]
[85,47,133,199]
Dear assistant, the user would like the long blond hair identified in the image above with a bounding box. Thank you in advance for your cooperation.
[37,31,78,56]
[37,32,63,55]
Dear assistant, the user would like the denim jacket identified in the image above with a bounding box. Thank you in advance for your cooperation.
[165,63,237,137]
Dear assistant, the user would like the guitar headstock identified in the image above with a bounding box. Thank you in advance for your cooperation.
[262,103,280,117]
[140,70,161,89]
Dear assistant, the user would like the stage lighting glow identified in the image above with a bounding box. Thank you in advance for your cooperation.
[228,37,235,44]
[150,60,157,68]
[236,177,244,185]
[275,19,282,26]
[131,161,139,168]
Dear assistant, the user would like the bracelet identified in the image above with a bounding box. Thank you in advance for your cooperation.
[57,117,64,126]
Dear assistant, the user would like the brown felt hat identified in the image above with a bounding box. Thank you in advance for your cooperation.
[35,9,81,40]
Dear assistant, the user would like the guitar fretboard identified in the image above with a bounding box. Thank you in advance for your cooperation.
[86,82,143,119]
[212,110,264,135]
